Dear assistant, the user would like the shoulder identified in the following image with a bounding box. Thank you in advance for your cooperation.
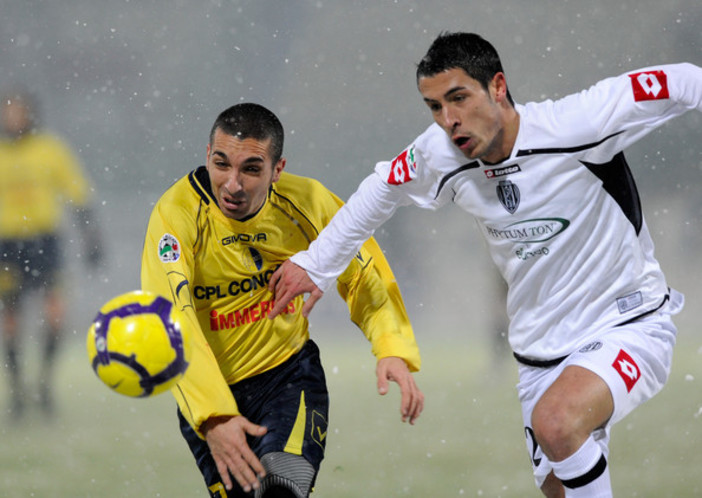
[154,166,210,216]
[272,171,339,204]
[270,171,342,224]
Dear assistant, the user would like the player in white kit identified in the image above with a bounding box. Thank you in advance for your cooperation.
[268,32,702,497]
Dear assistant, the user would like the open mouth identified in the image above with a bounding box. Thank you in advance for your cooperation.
[453,136,470,148]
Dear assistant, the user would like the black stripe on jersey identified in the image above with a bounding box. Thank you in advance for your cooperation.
[268,187,317,243]
[580,151,643,234]
[434,161,480,199]
[188,166,214,205]
[515,130,626,157]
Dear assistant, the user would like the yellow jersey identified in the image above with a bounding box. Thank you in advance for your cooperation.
[141,167,420,435]
[0,133,91,238]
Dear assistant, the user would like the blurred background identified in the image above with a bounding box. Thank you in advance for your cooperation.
[1,0,701,496]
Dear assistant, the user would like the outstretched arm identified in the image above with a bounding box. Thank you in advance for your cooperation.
[376,357,424,425]
[268,173,404,319]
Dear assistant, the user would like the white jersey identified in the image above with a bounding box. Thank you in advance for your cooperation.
[292,63,702,361]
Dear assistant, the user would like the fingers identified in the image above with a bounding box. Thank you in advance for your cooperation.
[268,260,323,319]
[204,416,268,493]
[377,357,425,425]
[401,378,425,425]
[301,288,323,318]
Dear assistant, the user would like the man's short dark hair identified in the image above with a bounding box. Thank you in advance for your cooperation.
[210,103,284,164]
[416,32,513,104]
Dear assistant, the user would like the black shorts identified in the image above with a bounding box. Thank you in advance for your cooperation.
[178,339,329,497]
[0,235,61,303]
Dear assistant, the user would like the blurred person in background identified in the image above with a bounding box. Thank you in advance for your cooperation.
[269,32,702,497]
[141,103,423,497]
[0,88,102,418]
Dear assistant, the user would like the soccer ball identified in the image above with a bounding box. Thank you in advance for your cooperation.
[86,290,192,398]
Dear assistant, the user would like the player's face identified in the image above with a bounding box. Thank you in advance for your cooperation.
[1,101,31,137]
[206,129,285,220]
[419,68,511,163]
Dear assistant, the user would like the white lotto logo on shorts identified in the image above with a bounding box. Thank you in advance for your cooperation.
[612,349,640,393]
[158,233,181,263]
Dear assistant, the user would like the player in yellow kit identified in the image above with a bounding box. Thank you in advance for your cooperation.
[0,89,101,418]
[141,103,424,497]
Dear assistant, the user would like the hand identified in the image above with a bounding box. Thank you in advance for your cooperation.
[202,415,268,493]
[376,357,424,425]
[268,260,323,319]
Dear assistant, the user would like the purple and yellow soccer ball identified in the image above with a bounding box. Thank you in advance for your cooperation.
[86,290,192,398]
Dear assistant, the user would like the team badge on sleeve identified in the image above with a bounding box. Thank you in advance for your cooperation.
[158,233,181,263]
[387,146,417,185]
[628,70,670,102]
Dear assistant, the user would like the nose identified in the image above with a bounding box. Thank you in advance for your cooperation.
[441,106,459,130]
[223,170,243,193]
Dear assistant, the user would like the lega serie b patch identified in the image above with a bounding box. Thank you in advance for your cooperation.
[158,233,181,263]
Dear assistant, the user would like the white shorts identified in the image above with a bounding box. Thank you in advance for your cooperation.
[516,290,682,489]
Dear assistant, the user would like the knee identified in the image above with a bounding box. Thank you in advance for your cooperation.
[531,398,581,460]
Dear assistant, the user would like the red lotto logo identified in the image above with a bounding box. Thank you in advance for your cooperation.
[612,349,641,393]
[387,148,416,185]
[629,70,670,102]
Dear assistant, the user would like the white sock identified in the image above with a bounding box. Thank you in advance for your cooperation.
[551,435,612,498]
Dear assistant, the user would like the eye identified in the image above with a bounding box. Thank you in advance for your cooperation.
[427,102,441,113]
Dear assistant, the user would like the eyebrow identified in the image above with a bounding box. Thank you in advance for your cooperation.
[423,85,467,104]
[211,150,265,164]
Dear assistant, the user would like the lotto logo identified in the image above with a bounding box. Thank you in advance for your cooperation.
[612,349,641,393]
[387,147,417,185]
[629,70,670,102]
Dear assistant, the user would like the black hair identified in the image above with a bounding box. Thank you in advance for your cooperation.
[209,103,284,164]
[416,32,513,105]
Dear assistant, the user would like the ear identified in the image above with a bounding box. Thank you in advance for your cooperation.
[490,72,509,103]
[272,157,286,182]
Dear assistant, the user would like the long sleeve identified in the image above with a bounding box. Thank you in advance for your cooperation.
[291,173,406,292]
[141,195,239,437]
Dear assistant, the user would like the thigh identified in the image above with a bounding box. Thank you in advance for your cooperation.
[178,340,330,497]
[517,311,677,487]
[243,340,329,469]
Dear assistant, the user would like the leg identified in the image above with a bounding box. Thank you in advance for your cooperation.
[540,472,565,498]
[38,287,64,413]
[532,366,613,497]
[1,297,24,418]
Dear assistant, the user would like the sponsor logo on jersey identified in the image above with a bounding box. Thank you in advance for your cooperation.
[485,164,521,179]
[194,269,276,300]
[387,146,417,185]
[628,70,670,102]
[158,233,181,263]
[222,232,267,245]
[496,179,520,213]
[209,299,296,331]
[612,349,640,393]
[485,218,570,244]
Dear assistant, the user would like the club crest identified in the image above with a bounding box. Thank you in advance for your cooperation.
[497,179,520,214]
